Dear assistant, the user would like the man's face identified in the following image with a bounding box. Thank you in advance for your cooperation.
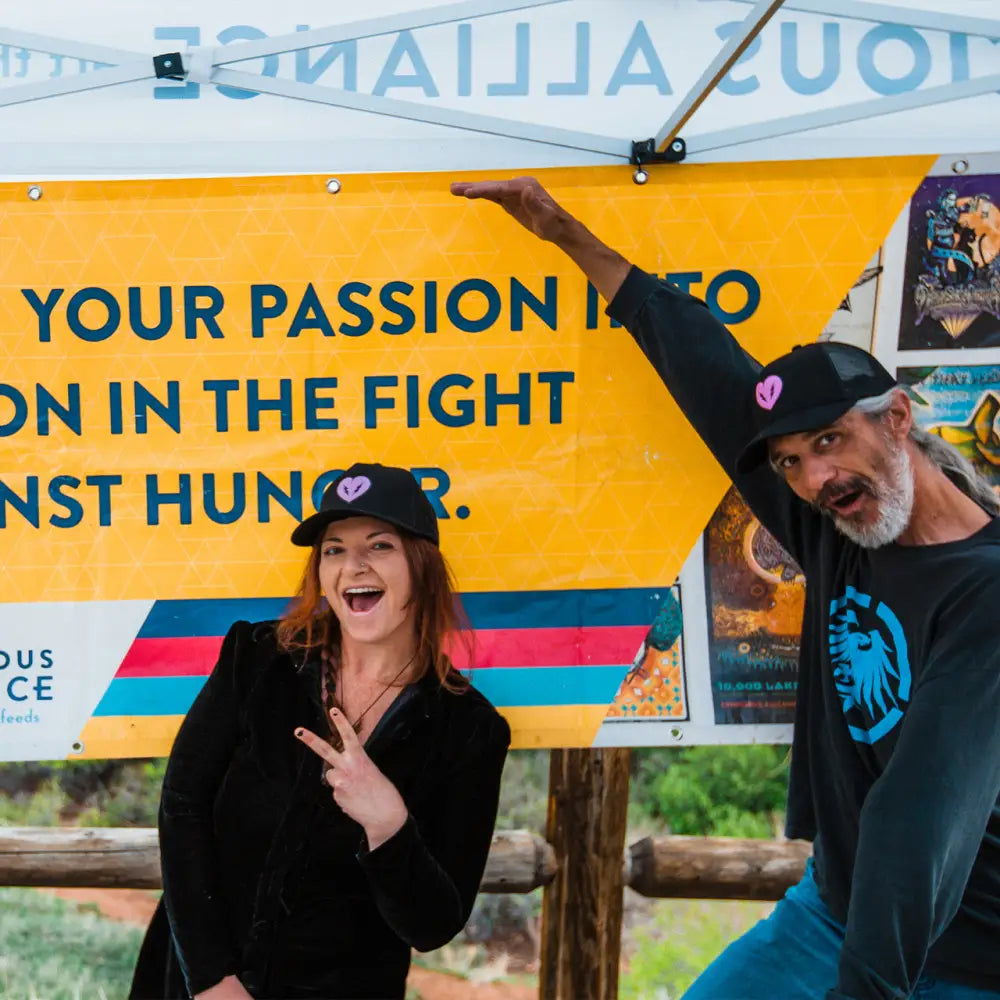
[767,396,914,548]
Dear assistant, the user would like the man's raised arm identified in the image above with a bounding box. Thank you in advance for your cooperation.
[450,175,816,565]
[450,178,631,304]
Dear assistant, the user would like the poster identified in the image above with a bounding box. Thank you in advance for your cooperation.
[901,365,1000,491]
[604,585,687,725]
[703,491,803,726]
[898,173,1000,350]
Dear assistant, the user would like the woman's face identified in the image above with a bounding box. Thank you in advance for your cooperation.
[318,516,415,647]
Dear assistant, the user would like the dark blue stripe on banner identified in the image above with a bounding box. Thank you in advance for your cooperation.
[138,588,669,639]
[139,599,290,639]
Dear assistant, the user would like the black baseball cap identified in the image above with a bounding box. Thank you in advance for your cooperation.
[291,463,439,546]
[736,342,897,473]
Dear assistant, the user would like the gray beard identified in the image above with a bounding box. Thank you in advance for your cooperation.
[827,448,914,549]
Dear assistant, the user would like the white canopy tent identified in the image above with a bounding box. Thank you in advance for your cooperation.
[1,0,997,177]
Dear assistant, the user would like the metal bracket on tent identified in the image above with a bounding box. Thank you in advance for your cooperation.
[152,53,185,81]
[629,137,687,184]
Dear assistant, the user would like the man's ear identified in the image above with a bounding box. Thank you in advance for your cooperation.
[885,388,912,440]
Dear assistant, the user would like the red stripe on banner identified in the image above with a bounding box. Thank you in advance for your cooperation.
[450,626,647,670]
[117,637,224,678]
[116,626,647,678]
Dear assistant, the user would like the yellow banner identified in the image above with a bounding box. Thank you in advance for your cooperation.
[0,159,936,758]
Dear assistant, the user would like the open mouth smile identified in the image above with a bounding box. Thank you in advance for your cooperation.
[825,487,876,520]
[829,490,862,512]
[343,586,385,614]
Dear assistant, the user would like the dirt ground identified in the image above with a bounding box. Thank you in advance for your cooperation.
[45,888,537,1000]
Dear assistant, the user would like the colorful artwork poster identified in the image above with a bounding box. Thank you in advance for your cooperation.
[900,364,1000,493]
[819,252,881,350]
[898,173,1000,350]
[703,487,805,725]
[604,585,687,724]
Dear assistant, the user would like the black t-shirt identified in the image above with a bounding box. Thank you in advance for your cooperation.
[609,267,1000,999]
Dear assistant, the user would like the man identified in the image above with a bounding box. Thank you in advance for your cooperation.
[451,177,1000,1000]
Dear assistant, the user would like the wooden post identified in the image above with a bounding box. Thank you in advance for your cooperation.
[539,748,631,1000]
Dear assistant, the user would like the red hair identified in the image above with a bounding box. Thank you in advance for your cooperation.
[276,530,470,690]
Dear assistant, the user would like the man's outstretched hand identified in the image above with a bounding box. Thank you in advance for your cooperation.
[450,177,568,243]
[450,176,631,303]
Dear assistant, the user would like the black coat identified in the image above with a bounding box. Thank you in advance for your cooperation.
[129,620,511,1000]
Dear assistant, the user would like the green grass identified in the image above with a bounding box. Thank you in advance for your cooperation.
[619,898,773,1000]
[0,888,143,1000]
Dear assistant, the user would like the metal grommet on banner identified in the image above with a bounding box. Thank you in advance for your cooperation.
[325,178,342,195]
[70,741,84,754]
[952,159,970,175]
[669,727,684,743]
[27,184,42,201]
[632,168,649,186]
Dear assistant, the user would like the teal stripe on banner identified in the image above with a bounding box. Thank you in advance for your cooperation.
[93,665,629,717]
[93,676,205,717]
[470,666,627,707]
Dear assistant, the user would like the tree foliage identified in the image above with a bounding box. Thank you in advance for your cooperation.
[631,745,790,837]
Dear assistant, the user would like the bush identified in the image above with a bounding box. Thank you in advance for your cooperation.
[494,750,548,834]
[631,745,789,837]
[0,759,166,828]
[76,760,166,828]
[0,778,68,827]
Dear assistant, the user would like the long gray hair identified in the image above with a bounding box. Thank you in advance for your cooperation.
[854,388,1000,514]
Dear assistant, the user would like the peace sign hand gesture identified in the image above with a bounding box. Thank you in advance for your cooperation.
[295,709,409,851]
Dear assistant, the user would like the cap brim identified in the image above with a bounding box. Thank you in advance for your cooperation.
[290,506,440,547]
[735,399,855,474]
[290,508,351,547]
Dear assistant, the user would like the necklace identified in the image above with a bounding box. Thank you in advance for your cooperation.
[322,651,417,750]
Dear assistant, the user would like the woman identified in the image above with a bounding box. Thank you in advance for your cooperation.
[130,462,511,1000]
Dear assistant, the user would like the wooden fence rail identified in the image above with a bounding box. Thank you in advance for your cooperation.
[0,826,810,900]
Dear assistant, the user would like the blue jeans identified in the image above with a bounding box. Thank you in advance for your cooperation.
[682,861,1000,1000]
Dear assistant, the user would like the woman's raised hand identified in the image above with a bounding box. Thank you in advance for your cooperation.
[295,710,409,850]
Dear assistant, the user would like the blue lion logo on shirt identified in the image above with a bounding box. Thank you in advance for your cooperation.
[828,586,911,744]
